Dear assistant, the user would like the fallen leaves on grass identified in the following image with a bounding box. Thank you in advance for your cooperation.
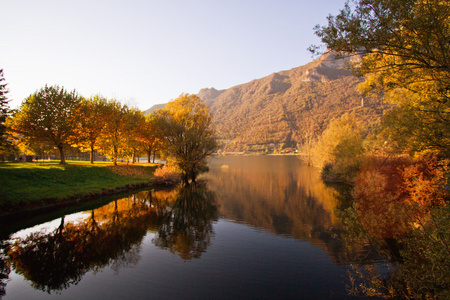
[107,165,151,178]
[151,165,180,185]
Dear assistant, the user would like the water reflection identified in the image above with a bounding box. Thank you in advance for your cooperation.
[153,185,218,260]
[207,156,339,233]
[3,185,217,294]
[206,156,349,262]
[0,156,392,299]
[0,241,8,298]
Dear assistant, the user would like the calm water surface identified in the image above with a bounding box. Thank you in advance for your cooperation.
[0,156,380,299]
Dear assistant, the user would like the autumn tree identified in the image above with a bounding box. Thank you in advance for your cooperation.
[141,113,162,163]
[312,0,450,155]
[312,113,365,182]
[122,107,146,163]
[72,95,109,163]
[97,100,129,165]
[155,94,217,184]
[10,85,82,164]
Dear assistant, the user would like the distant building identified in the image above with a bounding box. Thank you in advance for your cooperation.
[282,148,294,153]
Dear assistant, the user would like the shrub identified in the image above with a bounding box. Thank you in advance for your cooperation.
[151,165,180,186]
[349,156,450,298]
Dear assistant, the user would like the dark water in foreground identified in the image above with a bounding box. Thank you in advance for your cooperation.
[0,156,380,299]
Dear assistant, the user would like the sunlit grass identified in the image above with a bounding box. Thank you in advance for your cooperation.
[0,161,159,206]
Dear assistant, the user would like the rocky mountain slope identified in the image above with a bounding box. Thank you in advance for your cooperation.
[146,52,386,151]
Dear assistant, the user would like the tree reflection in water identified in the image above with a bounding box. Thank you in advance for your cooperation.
[153,184,218,260]
[0,241,9,298]
[3,184,217,294]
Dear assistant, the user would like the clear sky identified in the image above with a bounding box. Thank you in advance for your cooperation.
[1,0,347,111]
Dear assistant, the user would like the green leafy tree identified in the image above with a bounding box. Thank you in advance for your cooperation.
[312,0,450,155]
[155,94,217,184]
[10,85,82,164]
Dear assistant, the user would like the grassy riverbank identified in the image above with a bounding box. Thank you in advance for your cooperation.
[0,161,159,207]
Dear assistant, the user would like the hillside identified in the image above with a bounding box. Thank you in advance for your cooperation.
[143,103,166,115]
[146,52,387,151]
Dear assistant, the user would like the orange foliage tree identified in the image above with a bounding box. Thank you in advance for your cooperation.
[72,95,109,163]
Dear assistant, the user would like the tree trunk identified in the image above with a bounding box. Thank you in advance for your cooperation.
[90,144,95,164]
[191,166,197,183]
[113,145,118,165]
[147,149,151,163]
[58,145,66,164]
[182,173,189,185]
[56,216,65,235]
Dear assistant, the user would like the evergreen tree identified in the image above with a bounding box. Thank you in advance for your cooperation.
[0,69,15,160]
[0,69,10,147]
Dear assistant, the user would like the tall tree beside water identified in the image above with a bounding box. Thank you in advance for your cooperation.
[155,94,217,184]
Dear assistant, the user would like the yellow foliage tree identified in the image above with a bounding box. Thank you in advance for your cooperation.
[72,95,109,163]
[155,94,217,184]
[141,114,162,163]
[97,100,130,165]
[312,113,364,182]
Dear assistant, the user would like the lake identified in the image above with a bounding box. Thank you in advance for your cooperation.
[0,156,383,299]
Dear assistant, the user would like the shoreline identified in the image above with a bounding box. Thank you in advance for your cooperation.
[0,178,177,220]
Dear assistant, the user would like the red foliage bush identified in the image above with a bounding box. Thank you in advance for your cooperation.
[354,156,447,238]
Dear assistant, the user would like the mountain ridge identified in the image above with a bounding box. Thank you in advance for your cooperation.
[144,52,385,151]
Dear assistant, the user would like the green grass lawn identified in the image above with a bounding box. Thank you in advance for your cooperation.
[0,161,159,206]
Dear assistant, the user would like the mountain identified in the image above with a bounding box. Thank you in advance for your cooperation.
[145,52,386,151]
[142,103,166,115]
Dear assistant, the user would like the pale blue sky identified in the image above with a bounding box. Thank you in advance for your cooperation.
[1,0,347,111]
